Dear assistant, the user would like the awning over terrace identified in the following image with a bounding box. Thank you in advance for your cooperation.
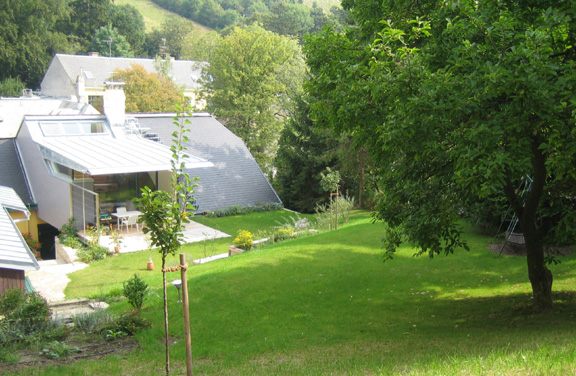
[37,136,213,175]
[0,186,40,271]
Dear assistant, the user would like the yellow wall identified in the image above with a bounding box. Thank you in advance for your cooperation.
[10,210,46,240]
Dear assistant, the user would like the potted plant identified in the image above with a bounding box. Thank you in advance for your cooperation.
[110,229,123,254]
[23,232,42,259]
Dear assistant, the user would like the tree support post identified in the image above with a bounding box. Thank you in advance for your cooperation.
[180,253,193,376]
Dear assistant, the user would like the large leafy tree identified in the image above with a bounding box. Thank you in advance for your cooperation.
[202,24,304,174]
[67,0,113,42]
[274,95,339,212]
[305,0,576,311]
[113,64,183,113]
[89,23,134,57]
[109,4,146,55]
[0,0,70,88]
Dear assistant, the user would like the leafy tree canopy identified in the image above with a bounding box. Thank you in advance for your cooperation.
[0,77,26,97]
[113,64,183,113]
[109,4,146,55]
[90,23,134,57]
[305,0,576,310]
[0,0,70,88]
[202,24,305,174]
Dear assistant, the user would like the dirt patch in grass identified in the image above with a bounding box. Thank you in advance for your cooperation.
[3,337,138,374]
[488,242,575,257]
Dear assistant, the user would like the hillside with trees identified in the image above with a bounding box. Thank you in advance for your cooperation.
[150,0,347,38]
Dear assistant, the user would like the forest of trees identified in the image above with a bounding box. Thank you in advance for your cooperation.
[151,0,346,38]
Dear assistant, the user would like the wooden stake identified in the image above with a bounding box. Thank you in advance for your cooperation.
[180,253,193,376]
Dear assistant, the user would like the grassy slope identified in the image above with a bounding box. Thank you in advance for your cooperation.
[115,0,211,33]
[117,0,341,33]
[12,212,576,375]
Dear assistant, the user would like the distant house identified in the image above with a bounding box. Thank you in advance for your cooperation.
[0,186,40,295]
[40,53,206,110]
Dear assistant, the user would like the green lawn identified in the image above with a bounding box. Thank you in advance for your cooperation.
[12,211,576,375]
[115,0,211,33]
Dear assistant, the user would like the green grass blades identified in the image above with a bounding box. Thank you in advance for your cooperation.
[13,211,576,375]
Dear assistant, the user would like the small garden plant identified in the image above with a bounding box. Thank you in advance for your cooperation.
[123,274,149,311]
[233,230,254,250]
[40,341,81,359]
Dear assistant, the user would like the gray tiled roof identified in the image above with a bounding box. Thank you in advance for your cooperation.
[0,139,34,207]
[0,186,39,271]
[136,114,282,213]
[43,54,205,91]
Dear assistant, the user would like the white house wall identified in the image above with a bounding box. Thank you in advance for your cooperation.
[40,59,75,98]
[16,121,72,229]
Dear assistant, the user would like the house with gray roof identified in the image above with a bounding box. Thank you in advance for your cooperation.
[1,81,281,260]
[15,84,211,233]
[40,53,206,110]
[0,186,40,295]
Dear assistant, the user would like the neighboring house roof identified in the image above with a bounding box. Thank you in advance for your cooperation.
[0,186,40,271]
[23,115,213,175]
[0,139,34,208]
[136,114,282,213]
[41,54,205,98]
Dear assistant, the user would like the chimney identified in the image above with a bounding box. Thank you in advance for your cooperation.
[76,73,86,104]
[88,52,99,57]
[103,81,126,127]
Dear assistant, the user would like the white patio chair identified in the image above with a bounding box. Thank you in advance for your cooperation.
[116,207,127,214]
[121,215,140,232]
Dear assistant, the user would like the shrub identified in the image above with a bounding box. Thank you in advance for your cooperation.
[0,77,26,97]
[62,236,82,249]
[207,202,284,217]
[12,292,51,322]
[273,228,295,242]
[72,310,116,335]
[0,291,69,350]
[123,274,149,311]
[59,217,78,242]
[314,194,356,230]
[233,230,254,250]
[0,288,27,316]
[105,312,151,336]
[77,245,111,263]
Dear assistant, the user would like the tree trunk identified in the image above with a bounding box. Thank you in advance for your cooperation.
[504,134,553,311]
[523,135,553,310]
[521,218,553,311]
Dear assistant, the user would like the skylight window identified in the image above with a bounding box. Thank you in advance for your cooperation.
[40,121,108,136]
[84,70,94,79]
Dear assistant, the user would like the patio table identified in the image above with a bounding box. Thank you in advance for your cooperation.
[111,210,142,229]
